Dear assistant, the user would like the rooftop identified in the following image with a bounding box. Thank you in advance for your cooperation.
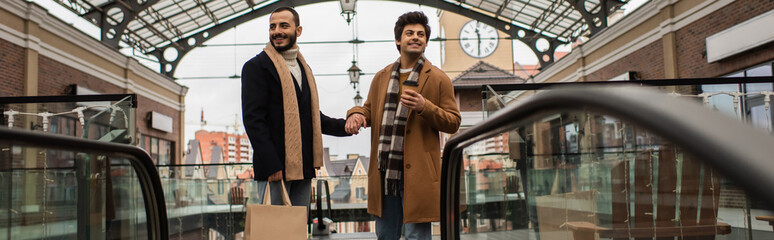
[452,61,526,89]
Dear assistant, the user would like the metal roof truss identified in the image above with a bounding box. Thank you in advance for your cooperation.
[52,0,627,77]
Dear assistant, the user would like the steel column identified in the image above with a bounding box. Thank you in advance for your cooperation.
[566,0,626,36]
[83,0,161,49]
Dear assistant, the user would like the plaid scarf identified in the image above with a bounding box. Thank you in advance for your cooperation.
[377,57,425,196]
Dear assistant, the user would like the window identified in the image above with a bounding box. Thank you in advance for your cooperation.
[159,140,171,165]
[713,61,774,132]
[139,135,175,165]
[48,116,76,137]
[356,187,367,200]
[151,138,158,163]
[744,63,773,93]
[744,63,774,132]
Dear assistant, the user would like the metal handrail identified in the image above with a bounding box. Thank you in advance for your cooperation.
[483,76,774,92]
[0,126,168,239]
[440,86,774,239]
[0,94,137,107]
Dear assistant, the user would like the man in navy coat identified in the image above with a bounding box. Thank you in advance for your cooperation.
[241,7,349,207]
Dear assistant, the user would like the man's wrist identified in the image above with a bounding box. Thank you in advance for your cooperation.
[417,102,428,115]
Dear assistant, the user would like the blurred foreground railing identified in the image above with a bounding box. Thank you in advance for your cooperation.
[0,126,166,239]
[443,86,774,240]
[153,163,374,239]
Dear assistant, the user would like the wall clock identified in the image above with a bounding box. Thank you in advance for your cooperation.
[459,20,498,58]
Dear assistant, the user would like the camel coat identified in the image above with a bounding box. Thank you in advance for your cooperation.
[347,60,460,223]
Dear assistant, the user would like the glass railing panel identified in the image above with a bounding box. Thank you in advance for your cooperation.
[154,162,376,238]
[158,163,254,239]
[0,139,151,239]
[82,96,135,143]
[457,131,530,239]
[310,175,373,234]
[313,175,370,205]
[107,157,150,239]
[457,110,774,240]
[1,95,136,143]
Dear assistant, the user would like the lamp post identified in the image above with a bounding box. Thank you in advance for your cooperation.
[348,60,361,90]
[339,0,357,24]
[354,91,363,106]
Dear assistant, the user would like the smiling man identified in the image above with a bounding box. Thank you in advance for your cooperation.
[241,7,349,210]
[345,11,461,240]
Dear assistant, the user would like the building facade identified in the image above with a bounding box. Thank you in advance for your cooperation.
[531,0,774,84]
[194,130,252,164]
[0,1,188,165]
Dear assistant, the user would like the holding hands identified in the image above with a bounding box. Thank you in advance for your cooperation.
[346,113,367,134]
[345,90,425,135]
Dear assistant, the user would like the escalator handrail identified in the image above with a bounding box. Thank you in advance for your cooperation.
[440,86,774,239]
[0,126,168,239]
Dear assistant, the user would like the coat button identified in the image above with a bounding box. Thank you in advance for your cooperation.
[406,164,411,169]
[406,129,411,134]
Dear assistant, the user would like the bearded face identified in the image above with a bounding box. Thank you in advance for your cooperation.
[270,31,297,52]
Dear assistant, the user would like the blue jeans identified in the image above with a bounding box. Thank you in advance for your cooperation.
[256,179,311,207]
[374,190,432,240]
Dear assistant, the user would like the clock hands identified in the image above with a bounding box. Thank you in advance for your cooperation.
[475,23,482,56]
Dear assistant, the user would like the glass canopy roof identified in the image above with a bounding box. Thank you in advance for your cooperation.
[54,0,626,53]
[51,0,627,77]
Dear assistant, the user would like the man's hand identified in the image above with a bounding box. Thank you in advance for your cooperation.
[345,113,367,134]
[400,89,426,112]
[267,171,283,182]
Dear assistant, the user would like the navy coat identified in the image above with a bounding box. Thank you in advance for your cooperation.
[241,51,349,181]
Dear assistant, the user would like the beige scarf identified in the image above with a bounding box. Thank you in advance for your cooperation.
[263,44,323,181]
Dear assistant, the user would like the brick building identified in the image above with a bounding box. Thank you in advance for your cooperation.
[0,2,187,165]
[527,0,774,84]
[194,130,252,164]
[440,0,774,149]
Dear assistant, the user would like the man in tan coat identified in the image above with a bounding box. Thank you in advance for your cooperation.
[345,11,460,240]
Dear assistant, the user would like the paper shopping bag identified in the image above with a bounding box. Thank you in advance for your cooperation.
[244,181,307,240]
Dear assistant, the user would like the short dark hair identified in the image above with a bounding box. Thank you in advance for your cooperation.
[271,7,300,27]
[394,11,431,51]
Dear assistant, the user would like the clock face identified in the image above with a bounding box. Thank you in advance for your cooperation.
[459,20,499,58]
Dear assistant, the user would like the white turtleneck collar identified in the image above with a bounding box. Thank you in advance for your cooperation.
[281,47,302,91]
[282,47,299,61]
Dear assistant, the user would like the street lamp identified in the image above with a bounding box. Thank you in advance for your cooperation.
[339,0,357,24]
[348,60,361,90]
[353,91,363,106]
